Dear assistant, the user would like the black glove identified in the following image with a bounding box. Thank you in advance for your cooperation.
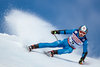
[51,30,59,34]
[79,57,84,64]
[79,52,88,64]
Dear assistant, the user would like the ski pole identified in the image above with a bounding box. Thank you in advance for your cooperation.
[53,34,58,41]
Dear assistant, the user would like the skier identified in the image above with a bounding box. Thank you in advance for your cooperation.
[28,25,88,64]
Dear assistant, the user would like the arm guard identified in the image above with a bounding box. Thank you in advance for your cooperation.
[51,29,77,34]
[82,52,88,61]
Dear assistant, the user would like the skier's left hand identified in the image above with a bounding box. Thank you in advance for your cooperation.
[79,57,84,64]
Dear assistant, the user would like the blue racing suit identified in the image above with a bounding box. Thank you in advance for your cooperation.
[38,29,88,59]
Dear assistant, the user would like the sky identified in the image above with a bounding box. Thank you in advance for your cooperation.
[0,0,100,57]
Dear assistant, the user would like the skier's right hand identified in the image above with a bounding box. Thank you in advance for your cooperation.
[51,30,58,34]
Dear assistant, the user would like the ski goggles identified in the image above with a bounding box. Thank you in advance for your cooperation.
[79,30,86,35]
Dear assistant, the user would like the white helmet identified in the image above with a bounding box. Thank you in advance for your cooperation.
[79,25,88,34]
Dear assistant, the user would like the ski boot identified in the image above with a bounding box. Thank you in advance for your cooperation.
[28,46,32,52]
[28,44,39,52]
[44,50,58,57]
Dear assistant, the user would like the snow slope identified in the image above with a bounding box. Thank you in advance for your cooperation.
[0,9,100,67]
